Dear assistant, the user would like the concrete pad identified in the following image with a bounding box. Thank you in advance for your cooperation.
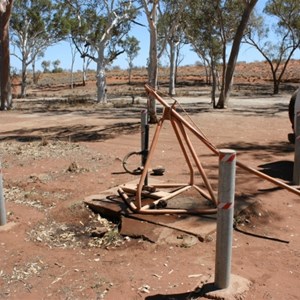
[84,190,130,220]
[120,216,162,243]
[84,180,216,244]
[145,274,251,299]
[84,179,254,244]
[200,274,252,300]
[125,214,216,242]
[120,214,214,244]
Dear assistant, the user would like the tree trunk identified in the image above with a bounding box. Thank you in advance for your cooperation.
[273,80,279,95]
[168,41,176,96]
[20,60,27,97]
[216,0,258,108]
[69,40,76,89]
[32,59,37,84]
[82,57,87,87]
[146,1,158,124]
[211,61,217,108]
[96,50,107,103]
[0,0,13,110]
[128,62,132,85]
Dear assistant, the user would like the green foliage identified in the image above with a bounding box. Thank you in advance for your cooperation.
[52,59,62,73]
[184,0,252,63]
[11,0,66,42]
[264,0,300,38]
[52,67,63,73]
[184,1,223,63]
[121,36,140,66]
[243,0,300,94]
[61,1,138,63]
[41,60,51,73]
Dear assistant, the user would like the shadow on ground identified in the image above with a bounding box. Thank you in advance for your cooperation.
[217,141,294,158]
[0,122,140,143]
[258,160,294,182]
[145,283,218,300]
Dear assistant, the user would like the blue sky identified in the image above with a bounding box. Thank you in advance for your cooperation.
[10,1,300,72]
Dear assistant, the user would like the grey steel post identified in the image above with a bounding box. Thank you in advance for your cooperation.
[293,112,300,185]
[141,110,149,186]
[215,149,236,289]
[0,162,7,226]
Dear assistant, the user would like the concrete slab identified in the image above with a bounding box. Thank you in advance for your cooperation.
[84,180,217,242]
[199,274,252,300]
[84,179,255,244]
[120,216,162,243]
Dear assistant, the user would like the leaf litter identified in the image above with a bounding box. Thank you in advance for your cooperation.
[27,211,125,249]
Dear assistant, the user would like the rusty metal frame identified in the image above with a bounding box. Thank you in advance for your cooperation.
[118,84,220,215]
[118,84,300,215]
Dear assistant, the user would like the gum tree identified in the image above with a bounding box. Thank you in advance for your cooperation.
[64,0,138,103]
[184,0,258,108]
[158,0,186,96]
[184,1,223,107]
[141,0,159,122]
[122,36,140,84]
[10,0,66,97]
[243,0,300,94]
[0,0,14,110]
[141,0,185,121]
[216,0,258,108]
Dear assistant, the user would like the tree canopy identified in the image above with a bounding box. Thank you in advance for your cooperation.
[1,0,299,111]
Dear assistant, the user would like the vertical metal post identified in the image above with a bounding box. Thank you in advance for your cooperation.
[293,112,300,185]
[215,149,236,289]
[0,162,7,226]
[141,110,149,186]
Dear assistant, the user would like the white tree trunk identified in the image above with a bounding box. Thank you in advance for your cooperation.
[169,41,176,96]
[144,0,158,123]
[21,59,27,97]
[82,56,89,86]
[69,40,76,89]
[96,49,107,103]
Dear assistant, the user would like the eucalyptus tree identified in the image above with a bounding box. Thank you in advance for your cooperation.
[41,60,50,73]
[184,0,258,108]
[184,1,223,107]
[141,0,186,122]
[217,0,258,108]
[63,0,138,103]
[10,0,67,97]
[57,2,93,87]
[157,0,186,96]
[141,0,160,122]
[0,0,14,110]
[243,0,300,94]
[122,36,140,84]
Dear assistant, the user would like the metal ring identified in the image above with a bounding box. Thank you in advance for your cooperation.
[122,151,143,175]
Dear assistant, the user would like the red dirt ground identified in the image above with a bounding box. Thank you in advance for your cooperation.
[1,65,300,299]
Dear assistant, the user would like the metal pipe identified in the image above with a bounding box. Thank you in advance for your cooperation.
[215,149,236,289]
[118,187,217,215]
[136,117,165,208]
[237,160,300,197]
[141,109,149,186]
[176,118,217,205]
[144,84,300,198]
[170,118,195,185]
